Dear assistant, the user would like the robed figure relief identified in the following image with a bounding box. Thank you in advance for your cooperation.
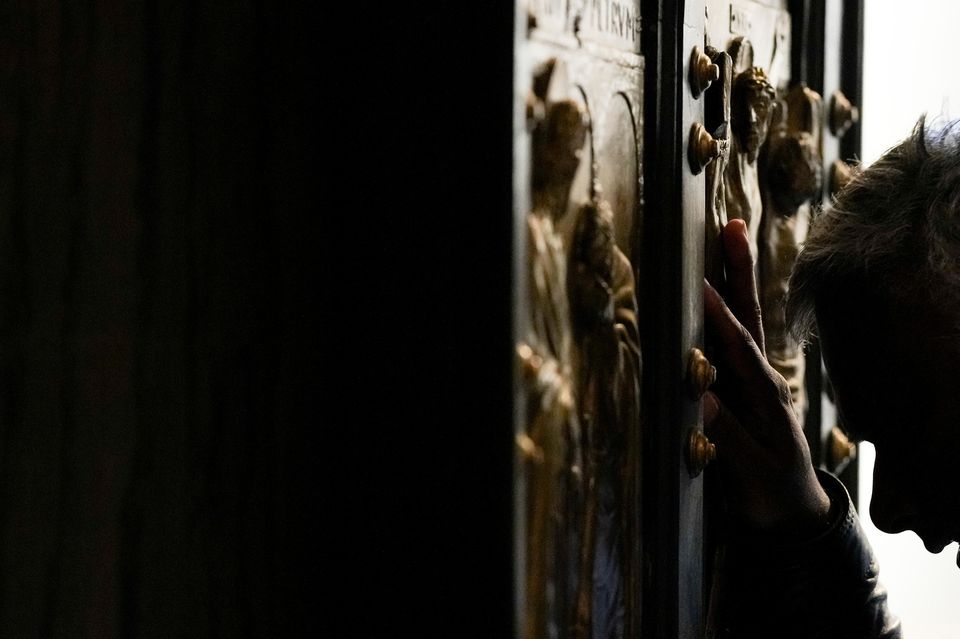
[518,57,642,639]
[518,58,587,639]
[758,84,824,419]
[568,175,642,639]
[724,37,777,261]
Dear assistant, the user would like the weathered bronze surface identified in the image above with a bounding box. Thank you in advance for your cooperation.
[827,426,857,474]
[829,89,860,138]
[724,37,777,259]
[691,45,721,97]
[511,2,864,637]
[701,8,822,420]
[705,0,792,88]
[568,178,642,639]
[690,122,724,175]
[526,0,641,53]
[686,430,717,478]
[758,83,824,416]
[830,158,856,197]
[519,58,587,639]
[703,44,733,286]
[517,5,644,630]
[687,347,717,399]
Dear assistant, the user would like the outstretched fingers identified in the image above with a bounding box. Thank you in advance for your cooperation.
[704,279,773,409]
[721,219,765,355]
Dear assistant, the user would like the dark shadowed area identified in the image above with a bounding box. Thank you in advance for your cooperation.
[0,2,321,636]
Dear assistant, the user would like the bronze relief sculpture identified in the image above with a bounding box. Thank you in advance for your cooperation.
[518,58,586,639]
[703,44,733,285]
[724,37,777,261]
[518,57,642,639]
[758,83,823,418]
[704,34,820,418]
[568,175,641,639]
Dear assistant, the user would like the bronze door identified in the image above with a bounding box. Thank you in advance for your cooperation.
[513,1,861,637]
[513,3,645,637]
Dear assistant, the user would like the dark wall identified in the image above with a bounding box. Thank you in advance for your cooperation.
[334,4,518,637]
[0,2,319,636]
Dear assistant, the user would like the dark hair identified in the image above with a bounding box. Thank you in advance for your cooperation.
[786,116,960,339]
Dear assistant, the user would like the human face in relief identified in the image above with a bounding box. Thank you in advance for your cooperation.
[742,89,773,158]
[818,293,960,557]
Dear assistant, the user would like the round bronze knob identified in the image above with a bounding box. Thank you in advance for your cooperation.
[686,430,716,478]
[827,426,857,473]
[689,123,724,175]
[687,347,717,398]
[690,46,720,97]
[830,159,855,197]
[829,90,859,138]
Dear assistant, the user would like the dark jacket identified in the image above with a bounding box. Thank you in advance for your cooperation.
[720,470,902,638]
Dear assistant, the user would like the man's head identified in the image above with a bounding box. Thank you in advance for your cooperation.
[732,67,776,162]
[787,117,960,553]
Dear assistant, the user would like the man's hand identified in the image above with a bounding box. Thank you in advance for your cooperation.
[704,219,831,536]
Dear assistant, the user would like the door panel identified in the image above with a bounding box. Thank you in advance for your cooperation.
[513,1,861,637]
[515,4,645,638]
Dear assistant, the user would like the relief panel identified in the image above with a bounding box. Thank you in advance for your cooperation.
[758,83,824,419]
[702,1,825,423]
[516,3,644,636]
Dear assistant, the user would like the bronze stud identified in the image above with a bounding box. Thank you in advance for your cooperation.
[686,430,716,478]
[687,347,717,398]
[829,90,859,138]
[690,46,720,97]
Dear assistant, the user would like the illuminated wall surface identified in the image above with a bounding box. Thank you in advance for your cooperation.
[858,2,960,633]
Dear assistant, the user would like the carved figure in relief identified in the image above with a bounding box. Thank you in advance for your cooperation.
[703,44,733,286]
[568,174,641,639]
[518,58,586,639]
[724,37,776,260]
[758,83,823,419]
[519,55,643,639]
